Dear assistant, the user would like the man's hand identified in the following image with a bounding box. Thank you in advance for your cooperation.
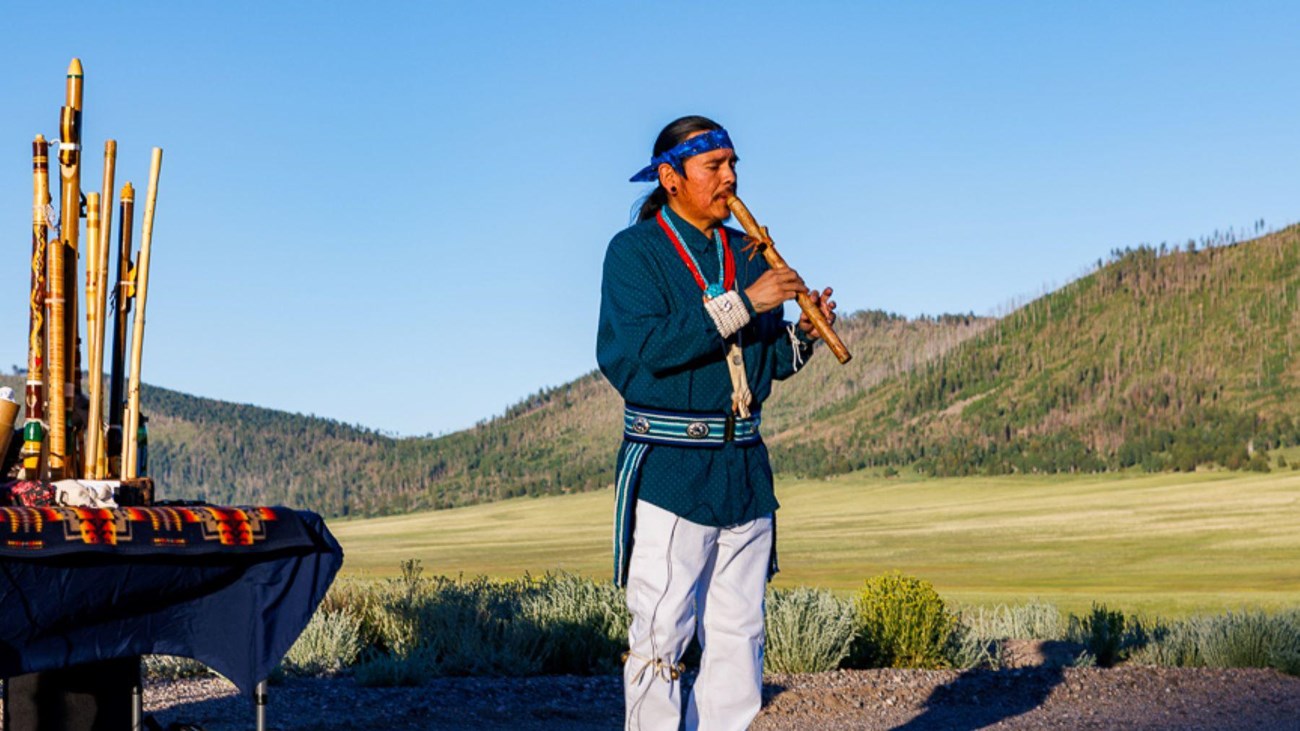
[745,268,808,314]
[798,287,837,339]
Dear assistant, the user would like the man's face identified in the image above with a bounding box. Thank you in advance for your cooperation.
[672,145,738,227]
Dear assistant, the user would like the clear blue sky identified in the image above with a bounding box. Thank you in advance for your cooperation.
[1,1,1297,436]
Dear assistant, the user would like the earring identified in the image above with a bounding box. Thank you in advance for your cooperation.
[669,186,678,195]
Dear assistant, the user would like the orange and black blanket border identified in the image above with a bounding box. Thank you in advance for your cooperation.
[0,505,314,556]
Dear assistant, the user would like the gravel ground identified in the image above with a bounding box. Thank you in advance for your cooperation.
[136,667,1300,730]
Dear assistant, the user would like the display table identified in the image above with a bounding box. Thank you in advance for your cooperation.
[0,505,343,696]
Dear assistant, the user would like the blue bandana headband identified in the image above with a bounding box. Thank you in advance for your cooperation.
[629,128,734,183]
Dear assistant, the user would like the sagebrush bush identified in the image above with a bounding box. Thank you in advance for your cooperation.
[959,600,1066,642]
[944,622,1001,669]
[1197,611,1300,672]
[1131,610,1300,676]
[353,648,431,687]
[394,573,544,676]
[850,572,956,669]
[282,609,363,677]
[950,600,1077,670]
[519,573,629,674]
[143,655,213,681]
[288,564,1300,682]
[763,587,855,673]
[1128,617,1190,668]
[328,562,634,684]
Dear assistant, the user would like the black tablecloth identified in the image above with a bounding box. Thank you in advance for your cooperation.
[0,506,343,696]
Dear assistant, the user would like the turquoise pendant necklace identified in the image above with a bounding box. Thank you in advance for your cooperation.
[657,210,733,301]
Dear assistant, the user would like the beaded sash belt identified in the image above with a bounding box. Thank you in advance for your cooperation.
[622,405,761,446]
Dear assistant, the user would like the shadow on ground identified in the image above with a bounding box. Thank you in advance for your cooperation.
[889,666,1066,731]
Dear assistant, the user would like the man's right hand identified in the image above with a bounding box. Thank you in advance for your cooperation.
[745,268,808,314]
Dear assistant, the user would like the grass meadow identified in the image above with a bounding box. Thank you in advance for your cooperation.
[330,469,1300,617]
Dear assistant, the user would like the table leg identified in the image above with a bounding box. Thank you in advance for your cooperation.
[132,673,143,730]
[255,679,268,731]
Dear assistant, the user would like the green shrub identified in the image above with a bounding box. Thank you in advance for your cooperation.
[518,573,629,675]
[959,600,1066,642]
[949,600,1068,670]
[945,623,1000,669]
[143,655,213,681]
[408,575,546,676]
[1090,609,1300,677]
[282,609,364,677]
[763,587,855,673]
[1247,453,1272,472]
[1067,603,1128,667]
[850,572,956,669]
[1186,611,1300,674]
[353,649,431,687]
[290,565,1300,683]
[1128,617,1193,668]
[334,562,634,684]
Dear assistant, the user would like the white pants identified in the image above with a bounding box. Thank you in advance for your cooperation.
[623,500,773,731]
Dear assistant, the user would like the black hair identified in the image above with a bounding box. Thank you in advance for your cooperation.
[632,115,724,224]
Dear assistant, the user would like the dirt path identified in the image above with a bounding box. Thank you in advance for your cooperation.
[140,667,1300,730]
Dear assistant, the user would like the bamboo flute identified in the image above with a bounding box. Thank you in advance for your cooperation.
[123,149,162,479]
[86,141,116,477]
[107,182,135,478]
[47,217,68,478]
[725,195,852,364]
[57,58,85,477]
[21,136,51,479]
[82,192,102,478]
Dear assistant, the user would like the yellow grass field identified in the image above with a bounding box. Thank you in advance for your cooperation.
[329,470,1300,617]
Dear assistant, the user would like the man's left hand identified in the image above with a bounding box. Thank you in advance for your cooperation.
[798,287,836,339]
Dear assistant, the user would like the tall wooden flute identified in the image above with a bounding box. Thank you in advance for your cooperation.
[47,219,68,477]
[86,141,116,477]
[21,136,51,479]
[56,57,85,477]
[83,192,102,477]
[124,149,162,479]
[725,195,852,364]
[107,182,134,478]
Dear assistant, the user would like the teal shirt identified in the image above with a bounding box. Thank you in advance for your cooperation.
[597,205,815,527]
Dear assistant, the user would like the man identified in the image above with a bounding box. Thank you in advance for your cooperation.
[597,116,836,730]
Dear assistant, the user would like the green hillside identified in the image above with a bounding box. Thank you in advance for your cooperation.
[769,225,1300,476]
[22,222,1294,514]
[3,310,985,516]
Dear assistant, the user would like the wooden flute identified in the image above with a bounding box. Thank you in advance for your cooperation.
[124,148,162,479]
[107,182,134,478]
[57,58,85,477]
[22,136,50,479]
[725,195,852,364]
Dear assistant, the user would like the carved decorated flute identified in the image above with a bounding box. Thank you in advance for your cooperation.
[22,136,51,479]
[725,195,851,364]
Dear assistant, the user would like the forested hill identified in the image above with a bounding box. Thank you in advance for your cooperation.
[12,224,1298,516]
[2,309,987,517]
[768,224,1300,476]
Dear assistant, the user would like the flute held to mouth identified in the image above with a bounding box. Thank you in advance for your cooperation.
[725,194,852,364]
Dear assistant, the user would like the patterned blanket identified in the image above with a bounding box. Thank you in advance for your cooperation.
[0,508,341,695]
[0,505,314,557]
